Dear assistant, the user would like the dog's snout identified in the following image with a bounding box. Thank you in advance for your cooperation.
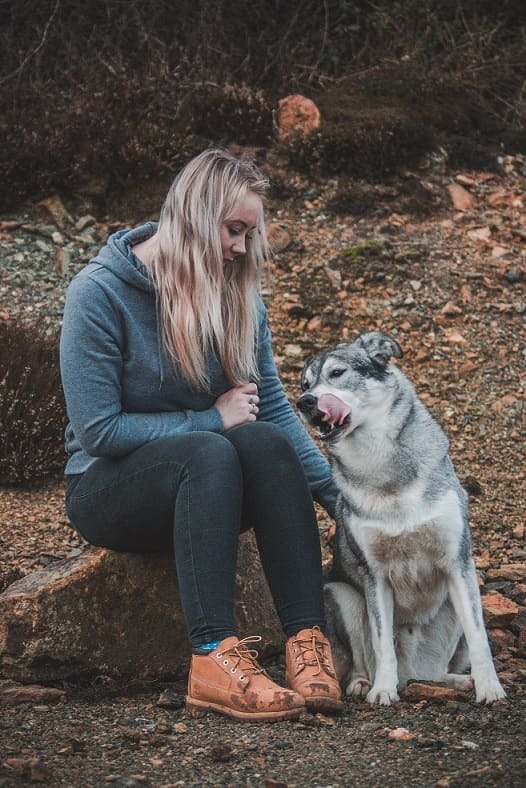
[297,393,318,414]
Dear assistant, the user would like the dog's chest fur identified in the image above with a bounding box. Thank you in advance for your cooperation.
[370,525,449,622]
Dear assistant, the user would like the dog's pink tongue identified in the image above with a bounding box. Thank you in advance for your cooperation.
[318,393,351,426]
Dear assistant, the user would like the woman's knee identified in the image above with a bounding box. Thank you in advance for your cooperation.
[150,433,243,486]
[227,422,299,471]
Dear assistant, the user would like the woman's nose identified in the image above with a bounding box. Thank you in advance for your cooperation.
[232,237,246,255]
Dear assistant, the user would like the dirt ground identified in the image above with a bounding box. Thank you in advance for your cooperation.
[0,151,525,786]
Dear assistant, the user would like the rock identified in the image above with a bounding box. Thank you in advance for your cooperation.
[488,628,516,655]
[2,757,51,783]
[487,563,526,582]
[156,689,184,710]
[447,183,476,212]
[55,247,70,277]
[0,683,65,705]
[504,266,524,285]
[0,536,283,682]
[403,682,471,703]
[388,727,416,741]
[512,609,526,658]
[36,195,72,228]
[441,301,462,316]
[482,591,520,628]
[277,95,320,139]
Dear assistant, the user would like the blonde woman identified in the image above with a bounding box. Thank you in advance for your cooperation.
[60,149,342,721]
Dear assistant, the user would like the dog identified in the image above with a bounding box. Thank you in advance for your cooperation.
[297,331,506,705]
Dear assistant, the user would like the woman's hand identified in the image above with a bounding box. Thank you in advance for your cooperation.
[214,383,260,430]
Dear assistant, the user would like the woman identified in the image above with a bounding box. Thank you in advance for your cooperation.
[60,148,342,722]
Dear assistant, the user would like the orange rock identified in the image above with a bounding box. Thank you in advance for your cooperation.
[486,563,526,582]
[277,94,320,138]
[0,683,65,705]
[447,183,476,212]
[482,592,519,628]
[0,538,283,682]
[388,727,416,741]
[403,682,470,703]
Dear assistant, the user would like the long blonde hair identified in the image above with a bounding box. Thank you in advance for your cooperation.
[150,149,269,389]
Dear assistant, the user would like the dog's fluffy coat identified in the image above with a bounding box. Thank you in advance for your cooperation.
[297,332,505,705]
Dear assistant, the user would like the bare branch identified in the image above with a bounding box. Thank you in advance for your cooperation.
[0,0,61,87]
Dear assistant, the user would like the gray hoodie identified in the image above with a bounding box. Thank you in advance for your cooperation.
[60,223,338,516]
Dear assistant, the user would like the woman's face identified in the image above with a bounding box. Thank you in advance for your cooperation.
[220,191,263,263]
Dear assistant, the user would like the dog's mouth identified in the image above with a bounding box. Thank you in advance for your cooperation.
[315,415,352,441]
[314,393,352,441]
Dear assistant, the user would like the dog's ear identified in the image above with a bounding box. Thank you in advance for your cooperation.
[357,332,403,367]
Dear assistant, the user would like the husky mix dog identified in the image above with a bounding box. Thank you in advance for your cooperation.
[297,332,505,705]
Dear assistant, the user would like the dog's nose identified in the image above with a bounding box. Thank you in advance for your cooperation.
[297,393,318,414]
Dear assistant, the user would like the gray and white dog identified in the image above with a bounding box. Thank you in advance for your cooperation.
[297,332,505,705]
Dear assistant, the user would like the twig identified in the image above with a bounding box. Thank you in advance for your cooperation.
[0,0,61,87]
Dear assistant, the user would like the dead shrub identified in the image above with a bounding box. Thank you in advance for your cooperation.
[0,320,65,486]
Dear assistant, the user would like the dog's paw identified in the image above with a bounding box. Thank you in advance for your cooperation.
[475,678,507,704]
[366,686,399,705]
[444,673,474,692]
[346,677,370,699]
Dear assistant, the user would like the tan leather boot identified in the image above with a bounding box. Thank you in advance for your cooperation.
[186,635,306,722]
[286,626,343,713]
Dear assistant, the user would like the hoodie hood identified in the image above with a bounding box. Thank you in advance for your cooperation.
[93,222,158,292]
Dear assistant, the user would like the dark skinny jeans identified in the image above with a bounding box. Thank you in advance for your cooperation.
[65,422,326,649]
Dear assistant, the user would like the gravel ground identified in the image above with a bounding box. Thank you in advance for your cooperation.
[0,152,525,786]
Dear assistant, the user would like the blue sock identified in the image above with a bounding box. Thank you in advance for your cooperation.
[193,640,221,655]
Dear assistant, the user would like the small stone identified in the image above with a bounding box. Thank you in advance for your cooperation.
[504,267,523,284]
[461,740,479,750]
[156,689,184,709]
[75,215,96,231]
[36,195,71,227]
[482,592,519,628]
[447,183,476,212]
[441,301,462,316]
[209,744,234,762]
[55,247,70,277]
[388,727,416,740]
[173,723,188,734]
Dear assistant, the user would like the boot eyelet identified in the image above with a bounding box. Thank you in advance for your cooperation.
[239,675,246,681]
[230,667,237,673]
[216,652,222,658]
[223,660,229,666]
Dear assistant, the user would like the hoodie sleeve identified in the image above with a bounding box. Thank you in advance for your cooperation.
[255,301,338,519]
[60,273,223,459]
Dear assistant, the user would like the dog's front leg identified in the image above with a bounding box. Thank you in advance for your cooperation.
[447,560,506,703]
[364,574,399,705]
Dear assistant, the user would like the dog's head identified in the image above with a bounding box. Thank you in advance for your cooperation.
[297,332,403,442]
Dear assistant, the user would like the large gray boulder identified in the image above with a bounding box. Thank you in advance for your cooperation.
[0,534,284,682]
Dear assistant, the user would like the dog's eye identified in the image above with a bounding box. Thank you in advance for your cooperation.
[301,377,310,391]
[329,368,345,379]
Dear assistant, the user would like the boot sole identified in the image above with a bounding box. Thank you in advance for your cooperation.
[185,696,304,722]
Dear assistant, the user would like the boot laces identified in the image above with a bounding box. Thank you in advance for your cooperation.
[293,627,332,677]
[219,635,270,677]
